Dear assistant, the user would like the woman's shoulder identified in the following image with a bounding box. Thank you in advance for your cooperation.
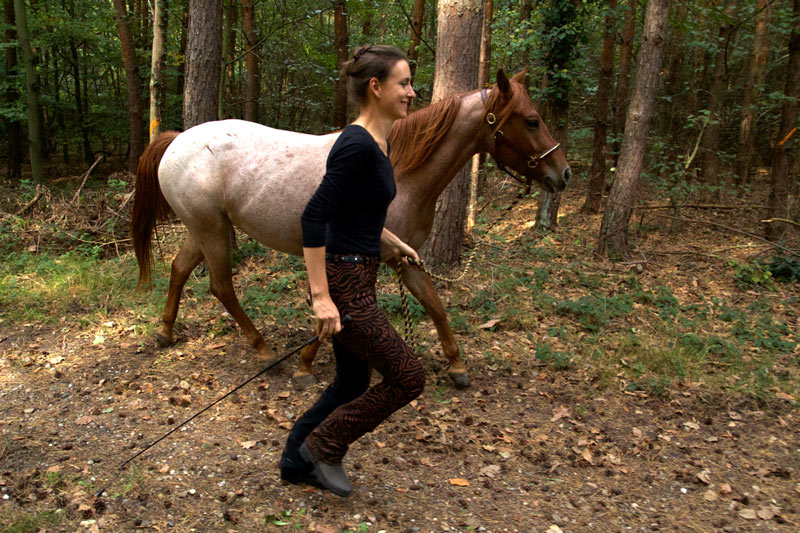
[330,125,377,159]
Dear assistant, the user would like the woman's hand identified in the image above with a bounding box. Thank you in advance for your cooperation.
[312,294,341,342]
[381,228,420,267]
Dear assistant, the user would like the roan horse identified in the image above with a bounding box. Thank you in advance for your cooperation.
[132,69,570,388]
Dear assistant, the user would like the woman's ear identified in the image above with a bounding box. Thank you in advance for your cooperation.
[369,77,381,99]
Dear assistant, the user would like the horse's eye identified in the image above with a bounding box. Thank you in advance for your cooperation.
[526,119,539,129]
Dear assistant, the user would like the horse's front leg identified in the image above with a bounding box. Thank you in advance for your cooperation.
[292,340,321,386]
[395,261,470,388]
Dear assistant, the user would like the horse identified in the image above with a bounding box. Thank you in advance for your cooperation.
[131,69,570,388]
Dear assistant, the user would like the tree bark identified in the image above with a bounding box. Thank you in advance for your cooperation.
[535,0,579,232]
[242,0,259,122]
[610,0,637,165]
[765,0,799,241]
[3,0,22,180]
[13,0,43,184]
[423,0,483,267]
[183,0,222,129]
[149,0,168,142]
[519,0,532,92]
[736,0,771,184]
[407,0,425,81]
[701,4,736,184]
[598,0,670,260]
[583,0,616,214]
[332,0,349,128]
[362,0,373,39]
[113,0,145,172]
[177,1,189,99]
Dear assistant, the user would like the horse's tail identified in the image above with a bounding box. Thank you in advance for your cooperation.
[131,131,180,289]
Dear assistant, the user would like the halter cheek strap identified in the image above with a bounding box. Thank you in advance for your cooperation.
[481,88,561,188]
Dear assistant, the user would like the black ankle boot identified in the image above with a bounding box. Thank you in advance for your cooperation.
[299,442,352,497]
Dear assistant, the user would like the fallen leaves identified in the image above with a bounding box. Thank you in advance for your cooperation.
[75,416,93,425]
[448,478,470,487]
[551,405,571,422]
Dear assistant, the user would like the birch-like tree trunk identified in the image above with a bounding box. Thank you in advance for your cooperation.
[468,0,492,231]
[597,0,670,260]
[149,0,168,142]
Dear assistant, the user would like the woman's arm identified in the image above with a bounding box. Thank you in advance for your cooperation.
[381,228,420,265]
[303,246,341,341]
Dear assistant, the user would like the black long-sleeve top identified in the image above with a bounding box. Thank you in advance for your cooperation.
[301,125,396,257]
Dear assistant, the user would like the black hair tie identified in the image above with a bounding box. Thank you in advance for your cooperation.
[353,47,368,61]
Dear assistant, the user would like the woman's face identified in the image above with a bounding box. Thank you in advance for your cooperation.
[376,60,416,121]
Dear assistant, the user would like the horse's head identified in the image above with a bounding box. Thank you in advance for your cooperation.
[482,70,571,193]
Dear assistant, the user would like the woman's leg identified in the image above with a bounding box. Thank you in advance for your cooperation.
[279,338,370,479]
[303,298,425,464]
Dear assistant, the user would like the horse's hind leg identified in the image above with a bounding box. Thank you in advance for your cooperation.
[396,262,470,388]
[157,234,204,347]
[198,225,275,362]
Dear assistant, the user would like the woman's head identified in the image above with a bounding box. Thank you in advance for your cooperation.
[342,45,410,107]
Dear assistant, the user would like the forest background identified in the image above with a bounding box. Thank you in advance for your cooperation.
[1,0,800,532]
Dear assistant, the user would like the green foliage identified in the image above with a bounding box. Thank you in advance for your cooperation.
[767,255,800,283]
[555,293,633,332]
[535,341,573,370]
[3,510,65,533]
[728,259,774,289]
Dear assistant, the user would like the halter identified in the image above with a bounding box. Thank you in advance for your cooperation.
[481,87,561,189]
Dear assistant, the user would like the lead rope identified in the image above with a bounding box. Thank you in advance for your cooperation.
[395,183,530,345]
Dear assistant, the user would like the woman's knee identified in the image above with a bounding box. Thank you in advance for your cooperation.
[401,364,425,401]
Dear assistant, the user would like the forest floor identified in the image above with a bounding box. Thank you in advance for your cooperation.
[1,167,799,533]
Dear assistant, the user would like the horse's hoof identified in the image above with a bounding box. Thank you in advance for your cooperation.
[292,374,318,388]
[155,332,175,348]
[448,371,470,389]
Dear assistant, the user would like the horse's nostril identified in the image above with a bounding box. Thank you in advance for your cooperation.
[563,167,572,183]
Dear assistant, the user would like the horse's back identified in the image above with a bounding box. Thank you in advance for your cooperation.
[158,119,339,255]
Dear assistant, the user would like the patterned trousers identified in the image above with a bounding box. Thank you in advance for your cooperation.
[281,256,425,468]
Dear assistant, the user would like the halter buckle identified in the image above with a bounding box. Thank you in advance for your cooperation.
[527,157,539,169]
[486,113,496,125]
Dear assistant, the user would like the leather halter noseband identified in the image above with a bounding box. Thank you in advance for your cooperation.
[481,87,561,187]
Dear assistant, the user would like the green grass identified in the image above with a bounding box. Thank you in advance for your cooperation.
[1,510,65,533]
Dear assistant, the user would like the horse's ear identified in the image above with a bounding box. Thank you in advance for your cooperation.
[497,69,511,96]
[511,67,529,84]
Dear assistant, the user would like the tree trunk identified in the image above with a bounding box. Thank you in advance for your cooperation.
[332,0,349,128]
[736,0,770,184]
[3,0,22,181]
[149,0,168,142]
[662,0,686,146]
[242,0,259,122]
[765,0,799,241]
[519,0,532,92]
[407,0,425,80]
[535,0,579,232]
[701,5,736,184]
[13,0,43,184]
[598,0,670,260]
[183,0,222,129]
[177,1,189,107]
[423,0,483,267]
[468,0,492,231]
[362,0,373,40]
[113,0,146,172]
[583,0,616,214]
[610,0,637,165]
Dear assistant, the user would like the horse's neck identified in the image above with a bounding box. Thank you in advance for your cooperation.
[400,91,486,206]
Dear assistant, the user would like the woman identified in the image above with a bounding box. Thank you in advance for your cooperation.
[278,45,424,497]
